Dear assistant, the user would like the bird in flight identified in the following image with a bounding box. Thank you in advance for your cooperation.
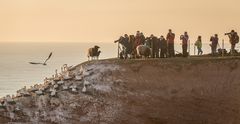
[29,52,53,66]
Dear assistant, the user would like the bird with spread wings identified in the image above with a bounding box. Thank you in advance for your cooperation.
[29,52,53,66]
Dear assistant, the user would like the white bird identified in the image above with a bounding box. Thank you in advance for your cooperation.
[83,80,90,86]
[5,95,13,102]
[53,84,59,89]
[75,75,83,81]
[72,88,77,92]
[82,85,87,93]
[17,86,30,96]
[63,71,73,80]
[82,70,91,77]
[62,85,69,90]
[57,80,64,85]
[35,90,43,95]
[79,66,84,74]
[50,89,57,97]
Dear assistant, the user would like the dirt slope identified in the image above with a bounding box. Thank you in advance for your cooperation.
[1,57,240,124]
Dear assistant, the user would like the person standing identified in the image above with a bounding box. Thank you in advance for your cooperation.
[135,31,142,48]
[159,36,168,58]
[225,30,239,54]
[149,34,160,58]
[180,32,189,57]
[210,34,218,55]
[195,36,203,55]
[140,32,146,45]
[166,29,175,57]
[129,35,135,57]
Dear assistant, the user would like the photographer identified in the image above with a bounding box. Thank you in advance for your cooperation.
[225,30,239,53]
[114,34,131,59]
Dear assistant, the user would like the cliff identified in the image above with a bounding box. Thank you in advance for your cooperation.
[1,57,240,124]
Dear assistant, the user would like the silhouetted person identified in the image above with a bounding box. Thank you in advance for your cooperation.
[180,32,189,57]
[129,35,135,57]
[135,31,142,49]
[159,36,167,58]
[115,34,131,59]
[166,29,175,57]
[140,32,146,45]
[225,30,239,54]
[149,34,160,58]
[195,36,203,55]
[210,34,218,55]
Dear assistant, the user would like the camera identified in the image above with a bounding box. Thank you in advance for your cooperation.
[225,32,231,35]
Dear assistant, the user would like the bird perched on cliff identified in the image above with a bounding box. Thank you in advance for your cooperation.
[29,52,53,66]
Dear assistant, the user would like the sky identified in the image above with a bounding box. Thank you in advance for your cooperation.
[0,0,240,43]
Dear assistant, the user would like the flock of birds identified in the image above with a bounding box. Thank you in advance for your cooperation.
[0,45,102,118]
[0,63,95,113]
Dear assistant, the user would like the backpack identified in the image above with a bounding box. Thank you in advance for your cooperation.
[235,34,239,43]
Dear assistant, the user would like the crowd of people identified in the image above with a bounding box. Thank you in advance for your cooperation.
[114,29,239,59]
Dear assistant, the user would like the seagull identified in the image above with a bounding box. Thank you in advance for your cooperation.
[29,52,53,65]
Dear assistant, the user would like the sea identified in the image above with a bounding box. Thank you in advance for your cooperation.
[0,42,236,97]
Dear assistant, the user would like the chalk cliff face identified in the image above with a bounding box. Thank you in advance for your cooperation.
[1,57,240,124]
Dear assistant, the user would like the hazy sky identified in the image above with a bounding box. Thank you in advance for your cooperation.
[0,0,239,42]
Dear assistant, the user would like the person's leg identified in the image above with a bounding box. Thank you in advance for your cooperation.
[197,48,200,55]
[167,44,171,57]
[232,44,236,50]
[211,45,215,55]
[172,44,175,57]
[184,44,187,57]
[160,49,163,58]
[214,45,217,55]
[169,44,173,57]
[164,49,167,58]
[212,45,216,55]
[156,49,160,58]
[152,49,155,58]
[182,45,185,56]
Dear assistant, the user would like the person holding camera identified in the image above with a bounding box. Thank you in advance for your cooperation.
[180,32,189,57]
[114,34,131,59]
[225,30,239,53]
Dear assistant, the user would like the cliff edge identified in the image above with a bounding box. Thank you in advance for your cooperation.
[1,57,240,124]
